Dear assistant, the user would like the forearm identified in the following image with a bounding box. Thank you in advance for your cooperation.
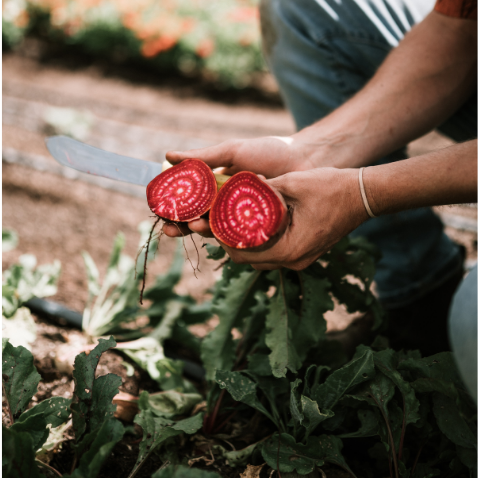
[364,140,477,215]
[294,12,477,169]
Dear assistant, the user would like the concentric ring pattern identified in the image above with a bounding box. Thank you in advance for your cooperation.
[146,159,217,222]
[210,172,286,249]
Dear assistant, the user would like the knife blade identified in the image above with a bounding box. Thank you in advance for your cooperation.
[46,135,168,186]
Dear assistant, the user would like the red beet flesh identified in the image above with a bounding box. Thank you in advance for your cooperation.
[146,159,217,222]
[210,171,288,250]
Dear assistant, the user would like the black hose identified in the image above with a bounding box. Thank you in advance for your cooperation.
[24,297,205,381]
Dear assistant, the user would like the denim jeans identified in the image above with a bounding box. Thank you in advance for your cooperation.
[260,0,477,308]
[449,265,477,402]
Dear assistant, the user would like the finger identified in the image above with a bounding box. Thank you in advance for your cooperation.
[162,222,191,237]
[166,141,237,169]
[187,218,215,238]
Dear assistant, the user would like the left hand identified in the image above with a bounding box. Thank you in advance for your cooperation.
[225,167,369,270]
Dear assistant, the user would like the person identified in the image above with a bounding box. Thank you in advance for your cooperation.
[162,0,477,357]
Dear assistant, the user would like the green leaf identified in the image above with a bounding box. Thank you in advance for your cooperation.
[290,379,303,425]
[201,269,262,380]
[205,243,226,261]
[294,268,333,360]
[338,409,379,438]
[265,270,301,378]
[170,413,203,433]
[400,352,466,403]
[247,353,272,376]
[432,393,476,449]
[2,425,42,478]
[222,442,259,467]
[130,410,203,477]
[139,390,203,418]
[2,307,37,350]
[144,239,184,301]
[117,338,192,392]
[2,340,41,419]
[261,433,324,474]
[149,301,186,343]
[82,233,142,337]
[301,395,334,439]
[412,464,440,478]
[81,251,100,297]
[67,418,124,478]
[312,434,356,473]
[152,464,221,478]
[71,336,120,442]
[312,348,375,410]
[2,255,61,318]
[2,228,18,252]
[216,370,276,424]
[456,445,477,470]
[323,238,377,312]
[10,413,48,451]
[373,348,420,426]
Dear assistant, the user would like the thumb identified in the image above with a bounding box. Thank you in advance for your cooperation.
[266,173,297,203]
[166,140,237,169]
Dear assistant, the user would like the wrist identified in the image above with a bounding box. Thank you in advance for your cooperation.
[292,125,372,170]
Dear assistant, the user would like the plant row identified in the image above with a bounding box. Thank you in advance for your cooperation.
[3,0,265,88]
[2,225,476,477]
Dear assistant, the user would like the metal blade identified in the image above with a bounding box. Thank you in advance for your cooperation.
[46,136,164,186]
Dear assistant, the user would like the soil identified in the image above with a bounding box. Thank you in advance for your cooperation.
[2,50,477,478]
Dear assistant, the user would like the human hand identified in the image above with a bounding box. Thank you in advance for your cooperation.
[215,167,369,271]
[165,167,369,269]
[166,135,318,179]
[162,135,329,239]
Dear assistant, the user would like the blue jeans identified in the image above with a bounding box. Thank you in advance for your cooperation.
[260,0,477,307]
[449,266,477,402]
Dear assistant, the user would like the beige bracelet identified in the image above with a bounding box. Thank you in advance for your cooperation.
[359,167,377,218]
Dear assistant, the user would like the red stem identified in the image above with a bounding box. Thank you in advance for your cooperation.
[398,394,407,460]
[205,389,226,435]
[277,432,282,478]
[213,409,238,434]
[368,393,399,478]
[410,442,426,477]
[36,460,63,477]
[3,381,14,425]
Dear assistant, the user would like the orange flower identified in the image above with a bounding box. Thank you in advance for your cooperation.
[227,7,258,23]
[141,34,177,58]
[14,10,29,28]
[195,38,215,58]
[122,12,139,30]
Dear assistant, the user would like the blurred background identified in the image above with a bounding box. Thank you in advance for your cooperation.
[2,0,476,320]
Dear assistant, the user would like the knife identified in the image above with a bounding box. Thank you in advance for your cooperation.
[46,135,172,186]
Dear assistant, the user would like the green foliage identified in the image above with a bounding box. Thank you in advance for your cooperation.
[2,339,41,420]
[2,253,61,318]
[2,228,475,477]
[138,390,203,419]
[129,410,203,478]
[82,229,145,337]
[201,238,476,476]
[2,426,43,478]
[65,418,125,478]
[2,228,18,252]
[152,464,221,477]
[70,336,122,442]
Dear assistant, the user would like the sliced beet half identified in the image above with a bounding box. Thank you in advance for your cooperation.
[210,171,288,250]
[147,159,217,222]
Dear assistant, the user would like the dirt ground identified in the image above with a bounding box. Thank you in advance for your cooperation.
[2,50,477,478]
